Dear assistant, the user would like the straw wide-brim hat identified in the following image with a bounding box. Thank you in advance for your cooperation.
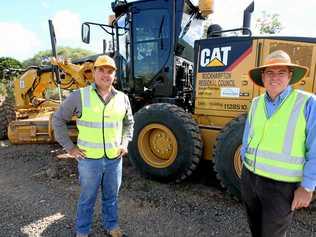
[248,50,308,87]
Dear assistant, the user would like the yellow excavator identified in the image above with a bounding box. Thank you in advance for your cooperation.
[1,20,98,144]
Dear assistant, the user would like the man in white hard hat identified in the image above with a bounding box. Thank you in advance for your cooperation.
[53,55,134,237]
[241,50,316,237]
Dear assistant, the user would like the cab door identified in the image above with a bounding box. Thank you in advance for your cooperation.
[131,2,171,93]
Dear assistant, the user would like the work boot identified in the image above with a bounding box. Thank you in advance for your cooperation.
[105,227,128,237]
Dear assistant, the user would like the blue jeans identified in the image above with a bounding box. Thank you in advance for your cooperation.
[75,157,122,235]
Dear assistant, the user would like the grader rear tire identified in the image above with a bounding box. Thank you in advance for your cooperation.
[128,103,203,182]
[0,95,16,140]
[213,115,246,200]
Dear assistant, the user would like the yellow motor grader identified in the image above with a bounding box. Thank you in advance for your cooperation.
[81,0,316,199]
[2,0,315,200]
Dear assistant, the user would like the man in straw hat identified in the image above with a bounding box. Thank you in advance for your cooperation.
[53,55,134,237]
[240,50,316,237]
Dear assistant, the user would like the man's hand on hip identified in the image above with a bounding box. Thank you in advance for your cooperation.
[291,186,313,211]
[68,146,86,161]
[119,147,128,157]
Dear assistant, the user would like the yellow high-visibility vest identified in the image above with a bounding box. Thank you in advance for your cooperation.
[77,85,126,159]
[244,90,311,182]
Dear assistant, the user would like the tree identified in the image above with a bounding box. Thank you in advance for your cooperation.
[0,57,22,96]
[255,11,283,34]
[23,47,95,67]
[0,57,23,78]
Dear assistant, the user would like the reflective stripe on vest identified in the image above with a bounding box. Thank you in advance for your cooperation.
[76,120,120,129]
[77,139,120,149]
[244,90,310,182]
[77,85,126,159]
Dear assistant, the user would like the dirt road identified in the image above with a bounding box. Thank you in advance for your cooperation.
[0,141,315,237]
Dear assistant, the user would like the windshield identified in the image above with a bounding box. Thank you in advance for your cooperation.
[177,0,204,60]
[180,1,204,47]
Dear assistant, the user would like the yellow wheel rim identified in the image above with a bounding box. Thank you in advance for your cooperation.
[138,123,178,168]
[233,145,243,178]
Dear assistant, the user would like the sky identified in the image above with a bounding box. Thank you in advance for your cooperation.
[0,0,315,62]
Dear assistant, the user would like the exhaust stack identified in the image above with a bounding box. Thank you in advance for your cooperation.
[242,1,254,35]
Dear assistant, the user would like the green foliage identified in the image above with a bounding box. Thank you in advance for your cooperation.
[0,57,22,96]
[0,57,23,78]
[22,47,95,67]
[256,11,283,34]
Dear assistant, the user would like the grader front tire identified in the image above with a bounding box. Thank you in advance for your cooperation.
[128,103,203,182]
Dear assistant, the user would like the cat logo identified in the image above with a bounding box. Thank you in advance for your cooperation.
[200,46,231,67]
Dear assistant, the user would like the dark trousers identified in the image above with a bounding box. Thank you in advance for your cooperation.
[241,167,299,237]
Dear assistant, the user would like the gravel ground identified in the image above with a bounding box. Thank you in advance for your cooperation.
[0,140,315,237]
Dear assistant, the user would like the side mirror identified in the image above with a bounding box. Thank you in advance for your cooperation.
[82,23,90,44]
